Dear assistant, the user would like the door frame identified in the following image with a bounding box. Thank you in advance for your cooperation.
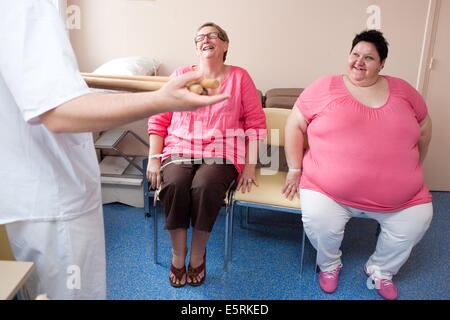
[416,0,441,97]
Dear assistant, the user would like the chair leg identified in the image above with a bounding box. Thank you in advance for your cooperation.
[143,187,151,218]
[224,202,232,272]
[224,193,237,272]
[142,158,151,218]
[313,243,320,280]
[144,193,151,218]
[239,205,244,228]
[153,201,158,265]
[240,206,250,229]
[245,207,250,226]
[300,228,306,275]
[229,202,236,262]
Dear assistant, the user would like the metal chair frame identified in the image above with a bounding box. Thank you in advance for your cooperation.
[224,191,306,273]
[143,157,235,265]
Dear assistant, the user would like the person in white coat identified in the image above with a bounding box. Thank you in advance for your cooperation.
[0,0,228,300]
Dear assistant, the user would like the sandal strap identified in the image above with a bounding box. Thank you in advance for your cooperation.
[188,261,205,276]
[188,249,206,276]
[170,264,186,281]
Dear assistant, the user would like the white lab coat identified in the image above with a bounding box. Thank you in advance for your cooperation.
[0,0,106,299]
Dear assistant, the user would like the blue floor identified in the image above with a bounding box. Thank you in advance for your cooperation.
[103,191,450,300]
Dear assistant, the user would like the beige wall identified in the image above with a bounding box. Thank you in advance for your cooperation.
[68,0,428,92]
[0,225,15,261]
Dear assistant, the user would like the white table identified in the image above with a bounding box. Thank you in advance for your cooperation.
[0,260,34,300]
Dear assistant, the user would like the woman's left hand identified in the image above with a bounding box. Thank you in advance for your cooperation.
[236,165,258,193]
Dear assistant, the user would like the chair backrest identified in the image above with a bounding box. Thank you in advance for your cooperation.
[264,88,304,109]
[265,88,304,99]
[263,108,290,147]
[263,108,308,149]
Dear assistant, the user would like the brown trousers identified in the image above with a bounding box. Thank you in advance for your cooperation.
[159,157,238,232]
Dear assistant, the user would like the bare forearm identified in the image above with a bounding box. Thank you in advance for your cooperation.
[285,133,304,169]
[285,121,304,170]
[147,134,164,189]
[40,71,230,133]
[282,117,305,200]
[245,139,259,167]
[40,92,169,133]
[284,107,308,170]
[149,134,164,156]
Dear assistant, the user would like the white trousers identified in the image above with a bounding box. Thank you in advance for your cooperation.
[300,189,433,279]
[5,206,106,300]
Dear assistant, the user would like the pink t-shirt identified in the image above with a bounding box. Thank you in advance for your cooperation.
[296,75,432,212]
[148,65,267,174]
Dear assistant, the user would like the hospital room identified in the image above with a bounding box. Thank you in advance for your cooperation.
[0,0,449,306]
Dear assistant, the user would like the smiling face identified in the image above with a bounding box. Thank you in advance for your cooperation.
[347,41,385,85]
[195,26,229,62]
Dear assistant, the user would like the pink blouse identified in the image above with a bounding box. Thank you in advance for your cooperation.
[296,75,432,212]
[148,65,267,174]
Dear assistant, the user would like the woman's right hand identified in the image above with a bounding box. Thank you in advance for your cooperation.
[282,171,301,200]
[147,158,162,190]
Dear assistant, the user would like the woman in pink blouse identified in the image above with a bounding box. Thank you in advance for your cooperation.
[283,30,433,300]
[147,22,266,287]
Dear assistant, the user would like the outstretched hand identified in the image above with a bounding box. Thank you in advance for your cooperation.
[158,71,229,112]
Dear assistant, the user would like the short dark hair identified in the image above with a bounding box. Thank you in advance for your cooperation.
[197,22,229,62]
[351,30,389,62]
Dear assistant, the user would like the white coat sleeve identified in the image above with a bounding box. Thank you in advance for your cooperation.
[0,0,90,124]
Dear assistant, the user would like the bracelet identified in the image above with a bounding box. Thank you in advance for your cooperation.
[149,154,164,159]
[288,168,301,172]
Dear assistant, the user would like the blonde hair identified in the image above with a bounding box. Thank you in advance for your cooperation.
[197,22,229,62]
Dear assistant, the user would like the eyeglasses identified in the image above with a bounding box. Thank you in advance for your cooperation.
[194,32,221,43]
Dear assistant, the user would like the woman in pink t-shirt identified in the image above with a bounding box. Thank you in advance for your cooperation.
[283,30,433,300]
[147,22,266,288]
